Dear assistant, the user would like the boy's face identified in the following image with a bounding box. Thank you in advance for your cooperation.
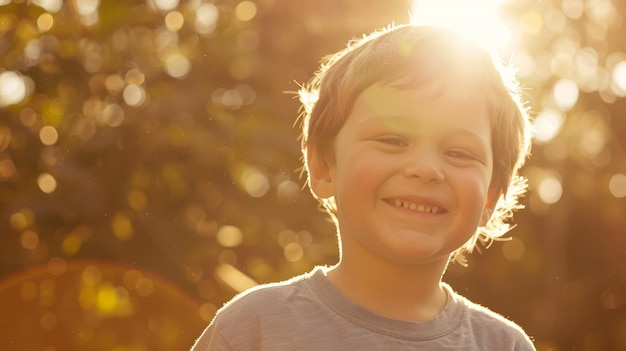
[309,83,495,266]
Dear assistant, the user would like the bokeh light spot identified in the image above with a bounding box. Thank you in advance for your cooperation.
[135,277,155,297]
[165,11,184,31]
[21,230,40,250]
[37,13,55,32]
[235,1,257,22]
[553,79,579,110]
[164,53,191,78]
[10,209,34,231]
[608,174,626,198]
[276,180,300,203]
[153,0,179,11]
[194,3,219,35]
[0,158,16,179]
[212,88,244,109]
[277,229,298,248]
[19,108,38,127]
[42,98,66,127]
[123,84,146,107]
[75,0,100,16]
[579,128,606,157]
[128,190,148,210]
[125,68,145,85]
[105,74,125,93]
[283,242,304,262]
[39,125,59,145]
[612,60,626,95]
[103,103,125,127]
[216,225,243,248]
[37,173,58,193]
[532,109,563,143]
[112,212,134,241]
[241,167,269,198]
[538,175,563,204]
[82,266,103,286]
[0,71,27,107]
[123,269,142,290]
[61,233,83,256]
[32,0,63,13]
[562,0,584,19]
[96,283,118,314]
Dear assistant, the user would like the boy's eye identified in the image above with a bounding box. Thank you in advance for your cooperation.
[446,149,478,161]
[375,136,407,147]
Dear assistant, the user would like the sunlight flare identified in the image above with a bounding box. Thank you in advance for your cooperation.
[410,0,512,51]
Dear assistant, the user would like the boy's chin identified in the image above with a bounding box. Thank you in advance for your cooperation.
[381,246,454,267]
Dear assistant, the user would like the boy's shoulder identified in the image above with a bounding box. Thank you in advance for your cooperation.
[449,286,535,348]
[212,267,319,325]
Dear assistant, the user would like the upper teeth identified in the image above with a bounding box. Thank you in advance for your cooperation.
[393,199,441,214]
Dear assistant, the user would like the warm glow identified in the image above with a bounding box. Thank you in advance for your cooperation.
[411,0,512,50]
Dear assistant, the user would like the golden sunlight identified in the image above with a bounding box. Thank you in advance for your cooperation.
[410,0,512,50]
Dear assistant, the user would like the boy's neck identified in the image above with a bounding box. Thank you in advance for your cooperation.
[326,254,449,322]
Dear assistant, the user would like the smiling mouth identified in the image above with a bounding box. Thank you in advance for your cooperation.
[390,199,446,214]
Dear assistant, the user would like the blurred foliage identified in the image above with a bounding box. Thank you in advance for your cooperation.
[0,0,625,350]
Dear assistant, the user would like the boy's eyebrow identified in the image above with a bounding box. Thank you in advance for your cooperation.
[355,116,491,144]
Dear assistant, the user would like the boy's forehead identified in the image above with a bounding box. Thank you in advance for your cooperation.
[359,83,486,115]
[347,84,491,136]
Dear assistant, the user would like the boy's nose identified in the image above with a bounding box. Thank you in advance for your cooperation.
[402,150,445,183]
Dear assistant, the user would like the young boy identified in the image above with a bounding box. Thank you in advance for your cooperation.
[192,24,535,350]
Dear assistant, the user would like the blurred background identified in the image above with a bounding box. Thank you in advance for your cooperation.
[0,0,625,350]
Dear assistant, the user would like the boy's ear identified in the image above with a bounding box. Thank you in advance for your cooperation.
[479,188,500,227]
[306,146,335,199]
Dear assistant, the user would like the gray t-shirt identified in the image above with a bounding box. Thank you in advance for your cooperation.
[191,266,535,350]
